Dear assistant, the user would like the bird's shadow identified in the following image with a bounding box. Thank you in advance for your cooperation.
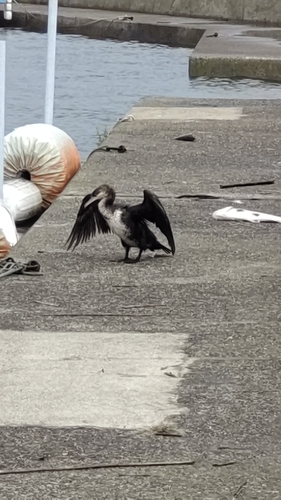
[152,254,172,259]
[109,253,173,264]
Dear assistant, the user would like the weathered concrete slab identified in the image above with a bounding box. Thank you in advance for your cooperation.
[16,0,281,26]
[190,27,281,80]
[0,98,281,497]
[4,4,206,48]
[0,330,192,428]
[124,106,244,120]
[3,4,281,81]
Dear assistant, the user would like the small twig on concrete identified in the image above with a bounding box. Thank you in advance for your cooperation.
[176,192,281,201]
[38,455,50,462]
[33,301,57,307]
[118,473,151,477]
[177,193,220,199]
[232,480,247,498]
[174,134,196,142]
[164,372,178,378]
[120,304,165,309]
[0,460,195,476]
[220,180,274,189]
[212,461,236,467]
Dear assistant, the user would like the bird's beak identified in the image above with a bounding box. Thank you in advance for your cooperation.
[84,196,98,208]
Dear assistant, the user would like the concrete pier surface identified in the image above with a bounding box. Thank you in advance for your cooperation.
[0,97,281,498]
[3,3,281,82]
[15,0,281,26]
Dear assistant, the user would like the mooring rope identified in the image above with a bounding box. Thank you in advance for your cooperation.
[0,257,42,278]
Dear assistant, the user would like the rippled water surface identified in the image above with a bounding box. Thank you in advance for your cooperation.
[1,28,281,158]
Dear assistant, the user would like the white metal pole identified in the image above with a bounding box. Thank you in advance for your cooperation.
[4,0,13,21]
[0,41,6,200]
[44,0,58,125]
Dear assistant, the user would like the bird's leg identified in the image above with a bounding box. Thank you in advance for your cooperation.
[117,245,130,263]
[123,249,143,264]
[124,246,130,261]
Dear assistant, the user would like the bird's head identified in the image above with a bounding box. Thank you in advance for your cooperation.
[84,184,115,208]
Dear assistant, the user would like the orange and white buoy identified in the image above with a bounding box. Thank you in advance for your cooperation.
[4,123,81,209]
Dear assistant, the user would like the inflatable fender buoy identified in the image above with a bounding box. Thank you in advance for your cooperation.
[3,178,43,222]
[4,123,81,208]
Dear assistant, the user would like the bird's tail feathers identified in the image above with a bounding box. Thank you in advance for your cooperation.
[155,243,173,254]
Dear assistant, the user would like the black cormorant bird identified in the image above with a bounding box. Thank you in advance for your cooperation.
[66,184,175,263]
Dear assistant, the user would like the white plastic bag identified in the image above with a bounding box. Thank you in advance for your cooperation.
[213,206,281,223]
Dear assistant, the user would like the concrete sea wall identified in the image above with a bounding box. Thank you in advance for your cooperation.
[18,0,281,26]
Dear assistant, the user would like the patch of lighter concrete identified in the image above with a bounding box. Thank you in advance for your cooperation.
[125,106,244,120]
[0,330,195,429]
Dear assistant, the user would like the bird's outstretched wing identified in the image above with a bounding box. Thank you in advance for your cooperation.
[65,194,111,251]
[129,190,175,254]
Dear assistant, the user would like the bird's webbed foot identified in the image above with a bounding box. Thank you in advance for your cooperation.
[123,249,142,264]
[123,258,140,264]
[117,245,131,263]
[117,247,142,264]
